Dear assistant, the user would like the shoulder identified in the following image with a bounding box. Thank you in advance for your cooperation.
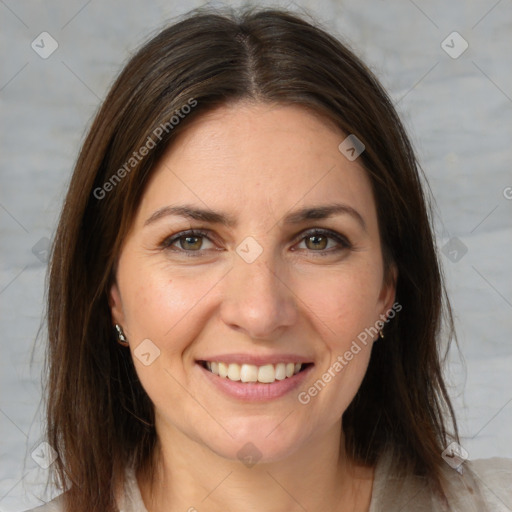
[371,448,512,511]
[460,455,512,509]
[22,493,65,512]
[467,454,512,478]
[436,455,512,511]
[21,464,146,512]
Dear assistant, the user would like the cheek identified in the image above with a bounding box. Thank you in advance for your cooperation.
[118,260,226,405]
[297,269,379,420]
[298,261,384,347]
[119,258,222,350]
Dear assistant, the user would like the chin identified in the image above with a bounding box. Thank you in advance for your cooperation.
[199,418,308,466]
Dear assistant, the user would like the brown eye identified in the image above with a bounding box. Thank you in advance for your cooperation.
[161,230,215,254]
[294,228,352,255]
[178,235,204,251]
[304,234,328,250]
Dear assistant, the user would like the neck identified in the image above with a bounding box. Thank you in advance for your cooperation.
[137,420,375,512]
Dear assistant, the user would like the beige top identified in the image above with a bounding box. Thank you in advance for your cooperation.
[25,450,512,511]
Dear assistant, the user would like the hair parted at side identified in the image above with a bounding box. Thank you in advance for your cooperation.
[43,6,459,511]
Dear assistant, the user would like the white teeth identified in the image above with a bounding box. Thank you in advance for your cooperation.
[257,364,276,383]
[275,363,286,381]
[218,362,228,378]
[227,363,241,381]
[204,361,304,383]
[240,364,258,383]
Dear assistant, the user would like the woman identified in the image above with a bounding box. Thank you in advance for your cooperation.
[28,7,511,512]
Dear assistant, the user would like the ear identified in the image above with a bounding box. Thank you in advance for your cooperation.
[109,280,125,326]
[378,263,398,316]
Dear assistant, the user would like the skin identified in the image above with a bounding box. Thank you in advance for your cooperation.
[110,101,397,512]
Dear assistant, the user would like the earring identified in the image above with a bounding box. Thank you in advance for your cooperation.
[379,329,385,340]
[115,324,129,347]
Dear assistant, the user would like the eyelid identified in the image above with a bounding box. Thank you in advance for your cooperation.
[160,229,216,251]
[160,227,352,255]
[292,228,352,251]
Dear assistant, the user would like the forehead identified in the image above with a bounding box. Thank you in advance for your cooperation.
[136,102,377,228]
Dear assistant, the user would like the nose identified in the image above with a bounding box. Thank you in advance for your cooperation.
[219,253,298,340]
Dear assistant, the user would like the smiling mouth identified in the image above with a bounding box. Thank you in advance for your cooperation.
[199,361,313,384]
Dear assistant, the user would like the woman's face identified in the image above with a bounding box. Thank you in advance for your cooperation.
[110,102,396,463]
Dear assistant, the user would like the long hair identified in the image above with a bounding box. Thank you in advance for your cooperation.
[43,7,459,511]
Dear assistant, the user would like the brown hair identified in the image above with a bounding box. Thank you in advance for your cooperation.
[43,6,459,511]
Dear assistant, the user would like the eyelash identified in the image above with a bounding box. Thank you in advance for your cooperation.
[160,228,352,257]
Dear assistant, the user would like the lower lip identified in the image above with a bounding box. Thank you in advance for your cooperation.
[197,363,313,402]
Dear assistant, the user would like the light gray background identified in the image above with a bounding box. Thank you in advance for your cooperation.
[1,0,511,510]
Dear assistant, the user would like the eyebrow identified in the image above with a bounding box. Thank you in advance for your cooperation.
[144,203,366,231]
[283,203,366,231]
[144,205,237,227]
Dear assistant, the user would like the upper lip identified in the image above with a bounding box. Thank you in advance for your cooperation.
[197,353,314,366]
